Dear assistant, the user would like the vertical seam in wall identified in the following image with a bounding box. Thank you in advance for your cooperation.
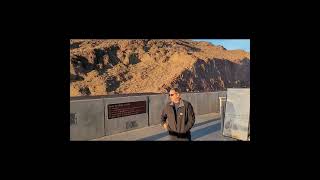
[103,98,107,136]
[147,96,150,126]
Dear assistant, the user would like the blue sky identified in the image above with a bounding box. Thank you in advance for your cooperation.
[192,39,250,52]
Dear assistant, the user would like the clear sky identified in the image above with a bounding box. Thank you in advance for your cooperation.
[192,39,250,52]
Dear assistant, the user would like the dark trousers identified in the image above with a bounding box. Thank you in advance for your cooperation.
[168,131,191,141]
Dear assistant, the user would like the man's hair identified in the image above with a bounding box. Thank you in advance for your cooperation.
[171,87,181,94]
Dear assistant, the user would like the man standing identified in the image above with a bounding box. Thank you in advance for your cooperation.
[161,88,195,141]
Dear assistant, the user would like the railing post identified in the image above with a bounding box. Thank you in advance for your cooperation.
[219,97,227,133]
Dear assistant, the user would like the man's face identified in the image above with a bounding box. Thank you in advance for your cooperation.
[169,90,180,102]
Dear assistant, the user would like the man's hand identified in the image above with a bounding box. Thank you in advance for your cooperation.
[162,122,168,130]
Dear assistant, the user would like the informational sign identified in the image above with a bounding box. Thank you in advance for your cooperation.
[223,88,250,141]
[107,101,146,119]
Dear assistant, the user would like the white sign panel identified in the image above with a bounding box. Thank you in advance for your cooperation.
[223,88,250,141]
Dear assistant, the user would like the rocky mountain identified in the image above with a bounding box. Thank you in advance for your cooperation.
[70,39,250,96]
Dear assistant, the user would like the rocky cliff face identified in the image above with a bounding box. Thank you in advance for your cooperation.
[70,39,250,96]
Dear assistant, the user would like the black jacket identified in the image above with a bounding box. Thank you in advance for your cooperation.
[161,99,195,134]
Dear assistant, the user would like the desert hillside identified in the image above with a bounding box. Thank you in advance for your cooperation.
[70,39,250,96]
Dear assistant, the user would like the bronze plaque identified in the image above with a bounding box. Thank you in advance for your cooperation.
[107,101,146,119]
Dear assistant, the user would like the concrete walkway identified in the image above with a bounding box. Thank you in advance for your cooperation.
[92,113,237,141]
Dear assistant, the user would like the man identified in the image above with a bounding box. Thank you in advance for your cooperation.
[161,88,195,141]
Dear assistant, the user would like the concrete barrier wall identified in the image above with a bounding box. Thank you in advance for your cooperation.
[148,91,225,126]
[181,92,221,115]
[70,99,105,140]
[180,93,197,113]
[148,94,170,126]
[218,91,227,98]
[217,91,227,112]
[70,91,227,140]
[103,96,149,135]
